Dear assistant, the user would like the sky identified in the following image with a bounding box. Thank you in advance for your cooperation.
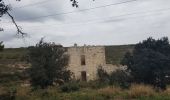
[0,0,170,48]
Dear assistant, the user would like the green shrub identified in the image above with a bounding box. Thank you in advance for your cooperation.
[97,66,131,89]
[60,82,79,92]
[0,41,4,51]
[109,69,131,89]
[87,80,108,89]
[97,66,109,83]
[77,80,108,89]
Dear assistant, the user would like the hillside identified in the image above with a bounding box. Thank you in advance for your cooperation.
[0,45,134,65]
[0,48,29,86]
[105,45,134,65]
[0,45,134,85]
[0,48,27,64]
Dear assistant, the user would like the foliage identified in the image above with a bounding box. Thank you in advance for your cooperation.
[97,66,131,89]
[0,0,26,35]
[0,41,4,51]
[76,80,107,89]
[62,70,73,82]
[2,82,170,100]
[97,66,109,83]
[70,0,78,7]
[121,37,170,89]
[87,81,108,89]
[28,39,70,88]
[109,69,131,89]
[0,0,9,17]
[0,0,80,35]
[60,82,79,92]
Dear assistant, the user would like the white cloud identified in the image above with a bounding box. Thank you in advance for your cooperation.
[0,0,170,48]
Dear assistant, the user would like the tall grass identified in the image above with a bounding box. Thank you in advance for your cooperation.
[2,83,170,100]
[97,86,122,99]
[0,87,7,95]
[98,86,122,95]
[128,84,156,98]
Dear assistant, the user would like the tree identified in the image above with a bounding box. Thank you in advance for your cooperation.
[121,37,170,89]
[0,0,26,35]
[70,0,79,8]
[0,0,8,17]
[0,0,82,35]
[28,39,71,88]
[0,41,4,51]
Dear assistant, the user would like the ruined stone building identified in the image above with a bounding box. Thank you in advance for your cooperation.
[67,44,120,81]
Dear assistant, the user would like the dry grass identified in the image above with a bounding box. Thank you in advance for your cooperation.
[0,87,8,95]
[128,84,156,98]
[16,86,31,97]
[2,83,170,100]
[162,87,170,96]
[46,86,59,96]
[98,86,122,97]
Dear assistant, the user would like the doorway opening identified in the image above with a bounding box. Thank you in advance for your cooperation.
[81,71,87,81]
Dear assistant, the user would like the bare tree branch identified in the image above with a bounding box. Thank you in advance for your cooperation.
[6,11,26,36]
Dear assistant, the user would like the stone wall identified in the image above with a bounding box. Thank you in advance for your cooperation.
[67,44,119,81]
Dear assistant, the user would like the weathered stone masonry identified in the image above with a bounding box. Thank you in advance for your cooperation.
[67,44,119,81]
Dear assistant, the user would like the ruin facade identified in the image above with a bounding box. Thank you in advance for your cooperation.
[67,44,119,81]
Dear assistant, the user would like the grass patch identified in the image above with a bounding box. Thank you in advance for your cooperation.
[105,45,134,65]
[1,84,170,100]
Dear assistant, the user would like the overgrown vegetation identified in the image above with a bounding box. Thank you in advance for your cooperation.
[0,47,28,88]
[1,84,170,100]
[97,66,131,89]
[109,70,131,89]
[1,37,170,99]
[97,66,109,83]
[121,37,170,89]
[28,39,71,88]
[0,41,4,51]
[60,81,80,92]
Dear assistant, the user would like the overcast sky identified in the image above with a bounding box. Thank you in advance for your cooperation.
[0,0,170,48]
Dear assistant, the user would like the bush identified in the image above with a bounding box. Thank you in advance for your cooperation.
[0,41,4,51]
[97,66,131,89]
[97,66,109,83]
[109,69,131,89]
[87,80,108,89]
[60,82,79,92]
